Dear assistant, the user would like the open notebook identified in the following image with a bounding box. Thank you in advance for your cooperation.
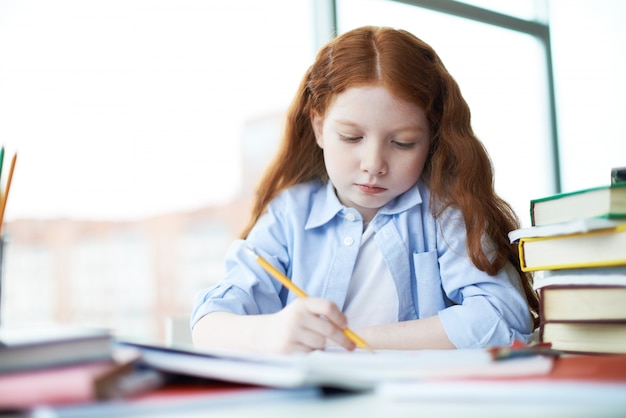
[119,341,554,391]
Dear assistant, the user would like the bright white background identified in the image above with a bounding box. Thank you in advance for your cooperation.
[549,0,626,192]
[0,0,624,223]
[0,0,314,221]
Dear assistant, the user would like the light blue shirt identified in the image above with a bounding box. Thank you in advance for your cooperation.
[191,180,533,348]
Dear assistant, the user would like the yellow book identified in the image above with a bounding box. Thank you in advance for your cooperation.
[518,224,626,272]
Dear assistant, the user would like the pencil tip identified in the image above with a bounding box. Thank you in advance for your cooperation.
[243,245,257,258]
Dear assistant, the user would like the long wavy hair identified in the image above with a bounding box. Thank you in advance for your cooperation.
[240,26,538,328]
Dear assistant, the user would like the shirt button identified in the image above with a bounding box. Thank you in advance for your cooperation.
[343,237,354,246]
[345,213,356,221]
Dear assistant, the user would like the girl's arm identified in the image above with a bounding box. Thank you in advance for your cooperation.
[356,315,456,350]
[192,297,356,354]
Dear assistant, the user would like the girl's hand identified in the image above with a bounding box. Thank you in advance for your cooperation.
[258,298,356,354]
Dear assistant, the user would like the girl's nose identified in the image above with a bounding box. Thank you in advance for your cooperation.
[360,143,387,176]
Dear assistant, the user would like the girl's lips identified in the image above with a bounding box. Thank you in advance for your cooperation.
[356,184,386,194]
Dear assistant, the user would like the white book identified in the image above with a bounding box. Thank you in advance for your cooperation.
[508,217,625,243]
[533,266,626,289]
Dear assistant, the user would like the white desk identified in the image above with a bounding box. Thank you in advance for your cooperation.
[44,387,626,418]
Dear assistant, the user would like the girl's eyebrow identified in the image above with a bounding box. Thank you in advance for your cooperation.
[335,119,427,134]
[334,119,360,128]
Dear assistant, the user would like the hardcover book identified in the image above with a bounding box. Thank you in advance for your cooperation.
[0,324,113,374]
[533,266,626,289]
[508,217,625,243]
[539,285,626,322]
[518,224,626,272]
[530,183,626,226]
[540,322,626,354]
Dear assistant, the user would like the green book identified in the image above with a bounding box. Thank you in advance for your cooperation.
[530,183,626,226]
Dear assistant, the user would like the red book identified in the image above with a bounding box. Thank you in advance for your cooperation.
[377,354,626,405]
[0,361,127,408]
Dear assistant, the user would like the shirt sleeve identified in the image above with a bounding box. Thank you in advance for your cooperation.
[433,208,534,348]
[190,206,291,330]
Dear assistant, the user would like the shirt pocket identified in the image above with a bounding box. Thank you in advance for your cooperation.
[412,250,447,316]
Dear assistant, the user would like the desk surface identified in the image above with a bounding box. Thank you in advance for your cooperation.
[46,389,626,418]
[31,353,626,418]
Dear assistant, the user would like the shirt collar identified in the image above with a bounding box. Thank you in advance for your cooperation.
[305,180,424,230]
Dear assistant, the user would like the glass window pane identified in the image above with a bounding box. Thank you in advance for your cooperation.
[338,0,554,225]
[550,0,626,192]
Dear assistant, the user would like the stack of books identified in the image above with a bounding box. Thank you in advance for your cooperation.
[509,170,626,354]
[0,324,157,409]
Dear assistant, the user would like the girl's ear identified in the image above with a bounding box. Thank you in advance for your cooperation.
[311,111,324,149]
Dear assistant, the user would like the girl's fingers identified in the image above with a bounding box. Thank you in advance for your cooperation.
[300,297,349,329]
[290,298,356,350]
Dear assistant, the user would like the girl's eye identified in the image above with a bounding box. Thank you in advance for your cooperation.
[339,134,362,143]
[392,140,416,149]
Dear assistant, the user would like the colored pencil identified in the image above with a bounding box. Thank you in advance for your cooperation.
[0,146,5,181]
[0,153,17,233]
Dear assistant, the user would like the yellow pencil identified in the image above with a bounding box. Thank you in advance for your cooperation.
[244,245,373,352]
[0,153,17,234]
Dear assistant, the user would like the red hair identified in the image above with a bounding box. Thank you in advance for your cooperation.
[241,26,538,327]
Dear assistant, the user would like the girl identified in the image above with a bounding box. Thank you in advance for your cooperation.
[191,26,538,353]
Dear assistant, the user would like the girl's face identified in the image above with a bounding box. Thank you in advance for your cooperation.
[312,85,430,223]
